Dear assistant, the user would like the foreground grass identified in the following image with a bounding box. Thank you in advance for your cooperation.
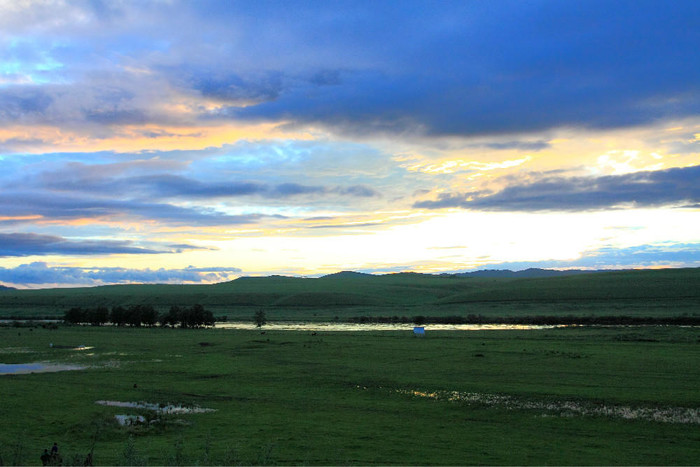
[0,325,698,465]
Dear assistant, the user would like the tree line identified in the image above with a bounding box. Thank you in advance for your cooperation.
[63,304,215,328]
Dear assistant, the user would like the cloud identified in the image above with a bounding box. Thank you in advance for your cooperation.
[0,1,697,280]
[131,176,380,200]
[334,185,380,197]
[1,1,697,137]
[0,142,388,231]
[207,139,397,179]
[456,243,700,272]
[0,88,53,120]
[0,137,52,153]
[406,156,532,175]
[84,108,149,125]
[0,232,209,257]
[215,1,700,137]
[481,141,551,151]
[188,71,284,105]
[0,262,242,287]
[0,192,269,226]
[15,164,382,202]
[415,165,700,212]
[309,222,382,230]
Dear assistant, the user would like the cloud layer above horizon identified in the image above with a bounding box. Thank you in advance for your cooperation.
[1,0,698,287]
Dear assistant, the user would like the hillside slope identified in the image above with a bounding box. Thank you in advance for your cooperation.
[0,268,698,319]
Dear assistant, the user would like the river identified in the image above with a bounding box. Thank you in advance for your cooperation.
[214,322,560,331]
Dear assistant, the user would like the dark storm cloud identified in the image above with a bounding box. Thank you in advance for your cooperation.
[414,165,700,211]
[0,232,207,257]
[218,0,700,136]
[3,1,697,137]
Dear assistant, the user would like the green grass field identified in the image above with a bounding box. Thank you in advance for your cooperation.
[1,324,698,465]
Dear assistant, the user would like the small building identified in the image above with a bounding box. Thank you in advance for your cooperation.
[413,326,425,337]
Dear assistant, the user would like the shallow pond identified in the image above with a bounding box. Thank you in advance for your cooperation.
[0,362,85,375]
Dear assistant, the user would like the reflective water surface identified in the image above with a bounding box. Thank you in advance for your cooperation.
[396,388,700,424]
[0,362,85,375]
[215,322,559,331]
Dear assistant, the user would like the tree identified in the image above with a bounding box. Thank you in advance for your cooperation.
[253,309,267,328]
[160,306,181,327]
[413,315,426,326]
[88,307,109,326]
[111,306,127,326]
[125,305,143,327]
[64,307,85,324]
[139,305,158,327]
[160,304,214,328]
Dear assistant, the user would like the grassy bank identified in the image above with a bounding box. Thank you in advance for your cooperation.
[1,324,698,465]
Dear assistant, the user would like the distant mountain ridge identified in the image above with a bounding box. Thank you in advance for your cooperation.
[318,268,606,280]
[320,268,602,280]
[453,268,606,278]
[320,271,374,279]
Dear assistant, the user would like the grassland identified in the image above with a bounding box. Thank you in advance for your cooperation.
[1,268,699,322]
[1,324,698,465]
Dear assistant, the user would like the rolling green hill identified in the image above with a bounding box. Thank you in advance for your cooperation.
[1,268,698,321]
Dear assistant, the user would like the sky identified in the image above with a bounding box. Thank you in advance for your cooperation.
[0,0,699,288]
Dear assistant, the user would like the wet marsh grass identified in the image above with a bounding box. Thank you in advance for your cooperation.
[0,325,698,465]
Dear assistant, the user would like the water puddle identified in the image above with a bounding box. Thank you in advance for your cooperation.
[97,400,215,427]
[394,388,700,424]
[115,414,146,426]
[96,400,216,414]
[0,362,85,375]
[49,344,94,351]
[216,322,557,332]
